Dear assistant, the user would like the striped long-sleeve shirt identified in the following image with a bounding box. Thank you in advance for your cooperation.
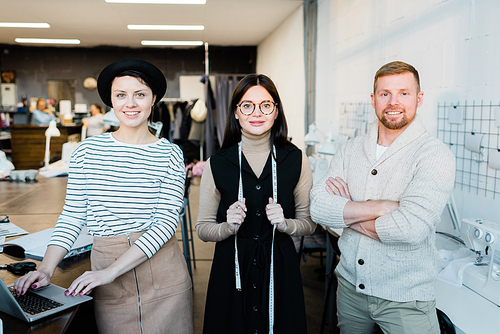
[49,133,186,259]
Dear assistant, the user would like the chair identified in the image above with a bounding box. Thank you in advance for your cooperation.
[81,124,87,141]
[320,231,341,334]
[178,167,196,280]
[437,308,456,334]
[179,198,192,280]
[183,167,196,269]
[148,121,163,138]
[295,226,327,266]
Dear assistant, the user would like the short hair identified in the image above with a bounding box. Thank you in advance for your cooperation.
[220,74,291,150]
[92,104,103,114]
[373,61,420,93]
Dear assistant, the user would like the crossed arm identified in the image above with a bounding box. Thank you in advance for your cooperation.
[324,176,399,241]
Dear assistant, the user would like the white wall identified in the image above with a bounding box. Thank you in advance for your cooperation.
[315,0,500,227]
[256,6,306,149]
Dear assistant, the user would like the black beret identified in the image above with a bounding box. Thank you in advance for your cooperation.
[97,57,167,107]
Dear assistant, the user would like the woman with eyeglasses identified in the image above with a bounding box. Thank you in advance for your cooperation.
[196,74,316,333]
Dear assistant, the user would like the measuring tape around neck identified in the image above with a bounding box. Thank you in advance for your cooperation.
[236,141,277,333]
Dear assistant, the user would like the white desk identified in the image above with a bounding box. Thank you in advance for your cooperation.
[325,230,500,333]
[435,233,500,334]
[436,280,500,334]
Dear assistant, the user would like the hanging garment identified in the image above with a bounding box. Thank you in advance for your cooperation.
[201,75,216,159]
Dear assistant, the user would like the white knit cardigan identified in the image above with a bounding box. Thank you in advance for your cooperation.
[310,115,456,302]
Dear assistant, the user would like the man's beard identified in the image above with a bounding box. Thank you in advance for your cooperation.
[378,107,413,130]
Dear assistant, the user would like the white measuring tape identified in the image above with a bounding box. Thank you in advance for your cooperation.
[236,141,277,333]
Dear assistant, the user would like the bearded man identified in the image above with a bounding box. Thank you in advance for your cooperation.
[310,61,456,333]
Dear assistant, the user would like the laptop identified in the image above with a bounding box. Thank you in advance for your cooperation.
[0,278,92,322]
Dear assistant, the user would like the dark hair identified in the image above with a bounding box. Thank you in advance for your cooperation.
[220,74,291,151]
[373,61,420,93]
[92,103,103,114]
[113,70,160,99]
[113,69,159,121]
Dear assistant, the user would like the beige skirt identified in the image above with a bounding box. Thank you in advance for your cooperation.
[91,232,193,334]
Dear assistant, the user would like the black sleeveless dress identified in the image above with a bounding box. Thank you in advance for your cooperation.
[202,143,307,334]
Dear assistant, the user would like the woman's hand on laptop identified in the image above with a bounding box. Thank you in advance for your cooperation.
[13,245,75,296]
[65,269,115,296]
[13,269,51,296]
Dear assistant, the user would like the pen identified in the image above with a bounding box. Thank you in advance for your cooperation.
[0,215,9,223]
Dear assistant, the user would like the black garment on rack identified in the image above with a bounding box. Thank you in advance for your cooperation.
[151,102,171,138]
[201,75,217,159]
[172,102,187,140]
[174,100,201,164]
[179,100,196,141]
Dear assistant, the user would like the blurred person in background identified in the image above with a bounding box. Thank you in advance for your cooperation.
[82,103,110,137]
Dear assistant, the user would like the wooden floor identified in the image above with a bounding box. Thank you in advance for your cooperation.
[0,175,328,334]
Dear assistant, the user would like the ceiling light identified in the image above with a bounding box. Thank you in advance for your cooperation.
[128,24,204,31]
[105,0,206,4]
[15,38,81,45]
[0,22,50,28]
[141,40,203,46]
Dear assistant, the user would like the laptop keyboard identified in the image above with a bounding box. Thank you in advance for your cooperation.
[11,288,63,315]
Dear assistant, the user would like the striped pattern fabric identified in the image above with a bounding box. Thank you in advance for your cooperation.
[49,133,185,258]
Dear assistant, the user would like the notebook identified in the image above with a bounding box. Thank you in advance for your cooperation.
[0,278,92,322]
[0,227,93,260]
[0,219,29,239]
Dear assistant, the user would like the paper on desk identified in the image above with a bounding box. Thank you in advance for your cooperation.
[0,227,93,259]
[38,160,70,178]
[0,236,4,253]
[0,222,29,238]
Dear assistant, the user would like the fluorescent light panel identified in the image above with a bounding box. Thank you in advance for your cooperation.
[128,24,204,31]
[105,0,206,4]
[141,40,203,46]
[15,38,81,45]
[0,22,50,28]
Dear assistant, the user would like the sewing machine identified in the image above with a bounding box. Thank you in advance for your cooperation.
[460,218,500,306]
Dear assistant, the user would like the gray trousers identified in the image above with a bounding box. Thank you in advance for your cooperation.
[336,274,439,334]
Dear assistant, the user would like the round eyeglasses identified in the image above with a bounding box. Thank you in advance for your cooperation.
[237,100,277,116]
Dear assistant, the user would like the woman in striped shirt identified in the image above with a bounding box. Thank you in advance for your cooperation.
[14,58,193,334]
